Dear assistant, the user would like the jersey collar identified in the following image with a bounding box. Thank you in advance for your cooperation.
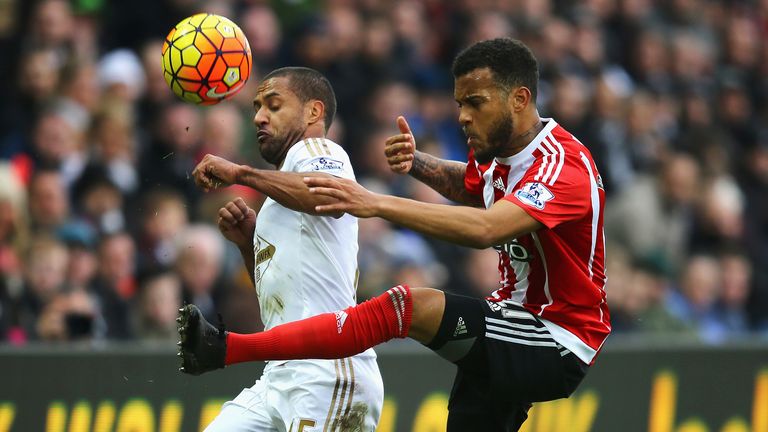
[494,118,558,165]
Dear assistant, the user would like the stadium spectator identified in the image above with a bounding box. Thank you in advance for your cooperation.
[689,176,745,253]
[715,248,752,337]
[58,221,98,294]
[665,254,726,342]
[71,164,126,235]
[92,232,136,339]
[134,269,182,341]
[174,224,227,325]
[605,153,700,274]
[631,255,693,336]
[135,188,188,273]
[16,236,69,341]
[88,101,140,195]
[199,104,245,163]
[36,286,99,342]
[138,103,203,209]
[240,4,282,74]
[30,110,87,186]
[0,164,28,291]
[741,138,768,329]
[27,169,70,233]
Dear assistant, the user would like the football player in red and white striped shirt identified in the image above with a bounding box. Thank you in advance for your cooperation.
[178,38,610,432]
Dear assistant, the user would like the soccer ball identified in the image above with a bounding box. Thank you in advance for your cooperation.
[162,13,252,105]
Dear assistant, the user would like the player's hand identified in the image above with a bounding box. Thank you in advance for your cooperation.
[304,177,379,218]
[192,154,240,191]
[217,197,256,249]
[384,116,416,174]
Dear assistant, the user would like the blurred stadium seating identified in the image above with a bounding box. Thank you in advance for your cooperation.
[0,0,767,430]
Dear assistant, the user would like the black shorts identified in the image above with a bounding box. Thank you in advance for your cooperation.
[427,294,589,432]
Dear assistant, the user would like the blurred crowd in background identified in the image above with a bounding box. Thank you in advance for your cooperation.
[0,0,766,346]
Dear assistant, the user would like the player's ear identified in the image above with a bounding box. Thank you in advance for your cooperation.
[510,86,532,113]
[306,100,325,126]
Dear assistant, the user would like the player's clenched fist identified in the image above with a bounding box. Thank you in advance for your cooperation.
[384,116,416,174]
[218,197,256,249]
[192,154,240,191]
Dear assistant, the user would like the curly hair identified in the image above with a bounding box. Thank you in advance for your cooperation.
[451,38,539,100]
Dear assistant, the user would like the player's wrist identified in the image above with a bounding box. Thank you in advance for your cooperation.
[371,193,389,217]
[408,151,423,176]
[233,164,247,185]
[237,242,252,254]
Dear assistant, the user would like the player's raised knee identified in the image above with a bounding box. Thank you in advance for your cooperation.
[408,287,446,344]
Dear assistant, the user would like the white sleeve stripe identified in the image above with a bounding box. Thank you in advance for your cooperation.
[393,285,406,316]
[396,285,408,318]
[579,152,600,280]
[534,145,550,181]
[540,138,558,184]
[533,232,553,314]
[310,138,324,156]
[386,288,403,334]
[546,134,566,186]
[304,140,317,157]
[320,139,331,155]
[393,285,408,330]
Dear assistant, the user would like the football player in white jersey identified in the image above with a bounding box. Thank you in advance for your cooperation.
[186,67,383,432]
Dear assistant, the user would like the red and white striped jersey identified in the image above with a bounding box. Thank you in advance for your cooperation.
[464,118,610,364]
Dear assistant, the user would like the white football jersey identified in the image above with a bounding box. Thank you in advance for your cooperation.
[253,138,363,335]
[210,138,380,432]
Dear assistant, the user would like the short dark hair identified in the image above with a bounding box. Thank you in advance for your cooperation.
[263,67,337,132]
[451,38,539,100]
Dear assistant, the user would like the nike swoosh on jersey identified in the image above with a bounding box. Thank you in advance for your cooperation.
[206,83,243,99]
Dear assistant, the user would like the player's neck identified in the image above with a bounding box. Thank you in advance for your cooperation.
[301,124,327,143]
[507,114,543,156]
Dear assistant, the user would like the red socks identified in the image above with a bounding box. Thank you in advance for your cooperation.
[225,285,412,365]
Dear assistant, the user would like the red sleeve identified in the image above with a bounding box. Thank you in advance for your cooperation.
[464,149,485,196]
[504,153,592,229]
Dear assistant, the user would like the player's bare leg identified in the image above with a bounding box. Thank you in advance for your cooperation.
[407,287,446,344]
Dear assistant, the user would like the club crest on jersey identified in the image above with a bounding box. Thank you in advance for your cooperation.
[515,182,554,210]
[308,157,344,173]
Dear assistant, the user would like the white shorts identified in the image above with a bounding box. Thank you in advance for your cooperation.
[204,356,383,432]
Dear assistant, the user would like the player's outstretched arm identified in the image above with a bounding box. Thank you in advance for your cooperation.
[192,154,342,217]
[385,116,483,207]
[305,176,543,248]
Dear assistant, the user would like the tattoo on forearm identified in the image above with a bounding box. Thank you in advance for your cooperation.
[410,152,480,206]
